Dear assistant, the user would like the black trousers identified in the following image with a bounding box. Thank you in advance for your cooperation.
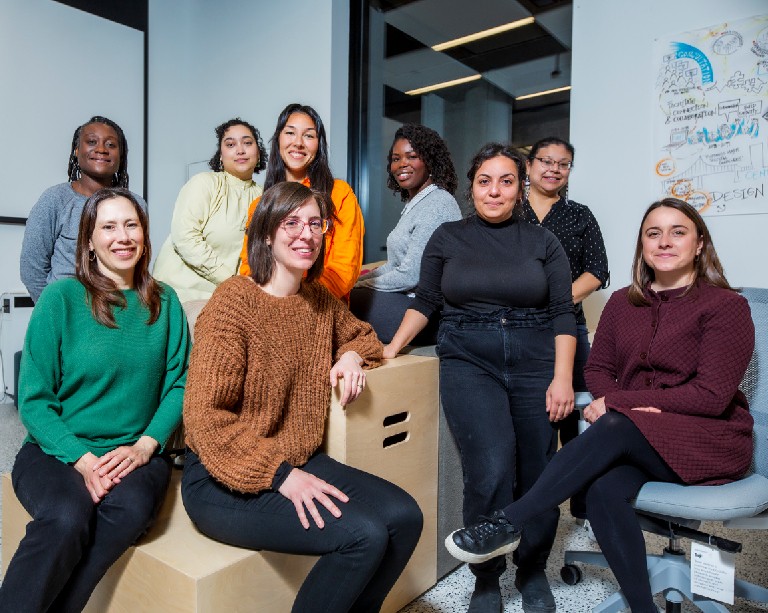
[0,442,170,613]
[499,411,681,613]
[182,451,423,613]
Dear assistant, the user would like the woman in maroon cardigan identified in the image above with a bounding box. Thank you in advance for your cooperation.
[444,197,755,613]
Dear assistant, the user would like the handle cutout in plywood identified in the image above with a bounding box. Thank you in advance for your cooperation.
[383,431,408,448]
[383,411,409,427]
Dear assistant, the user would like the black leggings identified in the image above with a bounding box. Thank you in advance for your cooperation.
[499,411,681,613]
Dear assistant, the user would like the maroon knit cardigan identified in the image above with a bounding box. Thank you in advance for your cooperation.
[584,281,755,484]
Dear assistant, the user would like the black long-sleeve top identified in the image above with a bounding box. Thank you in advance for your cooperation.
[521,197,610,325]
[411,215,576,337]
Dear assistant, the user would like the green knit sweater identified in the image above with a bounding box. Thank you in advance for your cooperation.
[18,278,190,464]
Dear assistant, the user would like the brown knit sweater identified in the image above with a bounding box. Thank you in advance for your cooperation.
[184,275,383,493]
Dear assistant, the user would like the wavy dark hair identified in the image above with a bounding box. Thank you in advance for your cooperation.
[247,182,333,285]
[67,116,129,188]
[263,104,335,196]
[465,142,527,217]
[528,136,575,163]
[75,187,161,328]
[628,197,733,306]
[207,117,267,174]
[386,124,458,202]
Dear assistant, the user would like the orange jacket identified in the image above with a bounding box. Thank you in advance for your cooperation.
[239,178,364,301]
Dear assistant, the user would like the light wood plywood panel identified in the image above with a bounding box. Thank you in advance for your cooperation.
[1,353,440,612]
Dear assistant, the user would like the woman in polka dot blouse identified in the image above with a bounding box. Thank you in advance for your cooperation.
[522,137,610,449]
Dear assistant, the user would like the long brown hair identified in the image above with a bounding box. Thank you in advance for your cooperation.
[628,197,733,306]
[75,188,162,327]
[263,103,334,196]
[247,182,332,285]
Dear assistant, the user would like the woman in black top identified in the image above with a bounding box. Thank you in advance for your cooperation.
[522,137,609,447]
[384,143,576,613]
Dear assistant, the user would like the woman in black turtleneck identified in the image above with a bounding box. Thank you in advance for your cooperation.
[384,143,576,613]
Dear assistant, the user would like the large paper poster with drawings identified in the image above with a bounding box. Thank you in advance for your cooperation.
[654,14,768,216]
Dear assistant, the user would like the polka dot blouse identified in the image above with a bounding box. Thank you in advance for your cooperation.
[522,197,610,324]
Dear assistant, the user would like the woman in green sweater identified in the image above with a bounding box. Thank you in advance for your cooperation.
[0,188,190,613]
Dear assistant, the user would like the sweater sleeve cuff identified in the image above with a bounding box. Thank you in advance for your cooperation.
[271,461,294,490]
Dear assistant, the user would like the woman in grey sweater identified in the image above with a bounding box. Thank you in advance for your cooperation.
[20,116,146,303]
[350,124,460,344]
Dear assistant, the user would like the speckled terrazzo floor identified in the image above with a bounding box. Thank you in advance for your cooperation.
[401,513,768,612]
[2,402,768,611]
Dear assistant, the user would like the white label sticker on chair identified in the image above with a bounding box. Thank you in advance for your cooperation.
[690,541,735,605]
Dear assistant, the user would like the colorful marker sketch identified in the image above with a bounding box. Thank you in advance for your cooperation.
[654,14,768,216]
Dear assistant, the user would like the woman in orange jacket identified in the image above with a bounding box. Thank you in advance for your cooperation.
[239,103,363,301]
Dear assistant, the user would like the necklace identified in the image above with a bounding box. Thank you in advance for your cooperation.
[401,183,438,217]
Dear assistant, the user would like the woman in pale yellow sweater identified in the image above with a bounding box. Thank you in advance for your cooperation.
[181,182,423,613]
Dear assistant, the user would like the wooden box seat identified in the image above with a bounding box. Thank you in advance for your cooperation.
[1,353,439,613]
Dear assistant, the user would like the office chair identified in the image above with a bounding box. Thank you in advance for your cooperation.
[562,287,768,613]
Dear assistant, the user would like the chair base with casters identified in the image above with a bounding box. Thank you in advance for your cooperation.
[562,287,768,613]
[563,508,768,612]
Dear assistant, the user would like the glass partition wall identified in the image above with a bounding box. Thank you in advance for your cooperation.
[349,0,574,262]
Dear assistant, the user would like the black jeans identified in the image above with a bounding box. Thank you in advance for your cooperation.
[437,309,560,580]
[0,442,171,613]
[499,412,682,613]
[555,322,591,447]
[349,286,438,345]
[181,451,423,613]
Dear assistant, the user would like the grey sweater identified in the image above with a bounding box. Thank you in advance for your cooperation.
[356,185,461,293]
[20,183,148,302]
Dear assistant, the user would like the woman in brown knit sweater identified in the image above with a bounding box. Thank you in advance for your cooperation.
[181,182,423,612]
[445,198,755,613]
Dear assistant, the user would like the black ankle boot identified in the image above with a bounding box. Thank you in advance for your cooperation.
[467,576,501,613]
[515,569,555,613]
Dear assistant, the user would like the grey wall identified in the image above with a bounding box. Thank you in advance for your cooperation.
[147,0,350,262]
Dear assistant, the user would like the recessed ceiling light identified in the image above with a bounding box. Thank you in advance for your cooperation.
[515,85,571,101]
[405,74,482,96]
[431,17,535,52]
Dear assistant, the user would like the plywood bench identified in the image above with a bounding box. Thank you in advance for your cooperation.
[1,353,439,613]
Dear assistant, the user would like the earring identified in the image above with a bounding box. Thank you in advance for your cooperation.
[113,172,119,186]
[220,158,223,170]
[89,250,96,262]
[523,176,530,201]
[564,183,569,203]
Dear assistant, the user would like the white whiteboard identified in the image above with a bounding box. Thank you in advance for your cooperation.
[0,0,144,219]
[653,14,768,216]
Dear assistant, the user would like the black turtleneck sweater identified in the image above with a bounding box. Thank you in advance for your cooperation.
[411,214,576,337]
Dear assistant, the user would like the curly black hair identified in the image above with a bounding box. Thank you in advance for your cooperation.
[67,116,129,188]
[386,124,458,202]
[208,118,267,174]
[464,142,527,218]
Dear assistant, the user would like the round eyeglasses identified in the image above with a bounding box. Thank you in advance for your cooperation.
[534,157,573,171]
[280,217,330,238]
